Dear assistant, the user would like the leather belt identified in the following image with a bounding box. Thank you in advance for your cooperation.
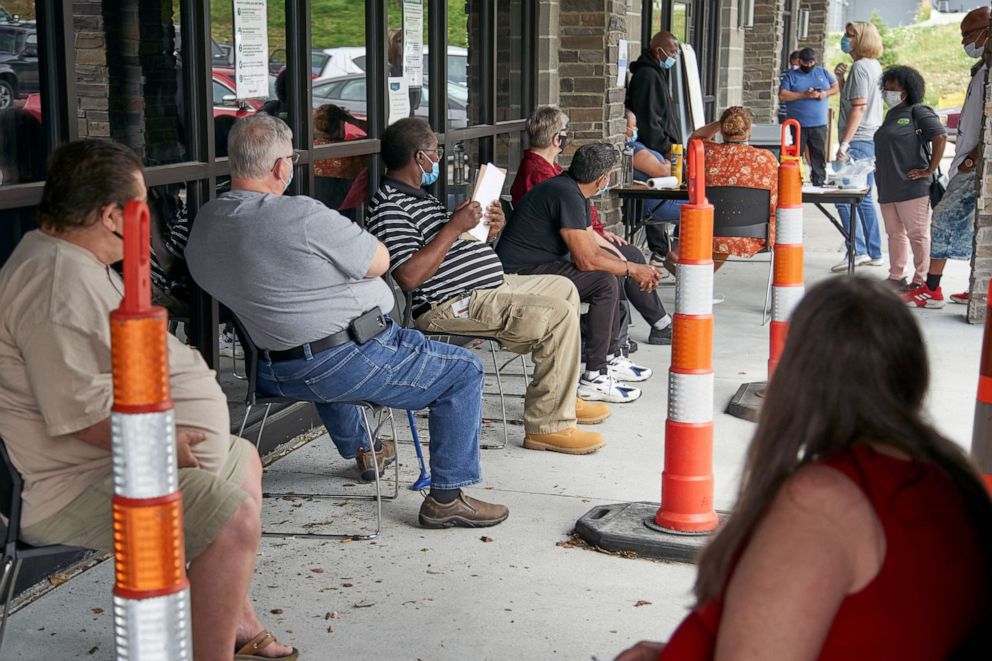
[267,314,386,362]
[411,302,432,319]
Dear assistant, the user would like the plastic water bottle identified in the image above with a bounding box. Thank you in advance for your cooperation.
[621,143,634,187]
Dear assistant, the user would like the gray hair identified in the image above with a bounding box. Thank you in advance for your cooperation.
[526,106,569,148]
[228,113,294,179]
[568,143,617,184]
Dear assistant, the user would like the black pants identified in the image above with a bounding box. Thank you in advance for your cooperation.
[515,261,620,373]
[800,124,828,186]
[612,241,667,326]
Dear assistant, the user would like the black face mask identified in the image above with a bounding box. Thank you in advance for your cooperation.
[557,133,569,152]
[799,64,814,74]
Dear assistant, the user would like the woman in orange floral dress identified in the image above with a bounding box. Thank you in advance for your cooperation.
[688,106,779,265]
[313,104,368,210]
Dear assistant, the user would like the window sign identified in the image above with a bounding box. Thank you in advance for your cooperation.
[616,39,629,87]
[234,0,270,99]
[402,0,423,88]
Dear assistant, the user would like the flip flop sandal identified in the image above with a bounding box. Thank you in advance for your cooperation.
[235,630,300,661]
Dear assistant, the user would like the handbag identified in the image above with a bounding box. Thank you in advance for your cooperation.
[910,104,945,207]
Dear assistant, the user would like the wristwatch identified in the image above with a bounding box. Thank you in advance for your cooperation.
[965,157,976,169]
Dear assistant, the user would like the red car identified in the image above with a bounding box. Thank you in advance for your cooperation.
[22,69,276,123]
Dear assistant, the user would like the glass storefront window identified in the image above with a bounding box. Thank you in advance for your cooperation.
[445,138,480,207]
[448,1,480,128]
[496,0,526,123]
[387,0,429,128]
[495,132,524,198]
[0,3,44,187]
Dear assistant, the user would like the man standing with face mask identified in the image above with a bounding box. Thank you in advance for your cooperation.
[904,6,990,310]
[625,31,682,159]
[778,48,838,186]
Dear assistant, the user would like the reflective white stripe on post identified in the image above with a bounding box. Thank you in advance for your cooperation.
[772,285,805,323]
[675,263,714,316]
[111,410,178,499]
[113,591,192,661]
[668,371,715,424]
[775,207,803,245]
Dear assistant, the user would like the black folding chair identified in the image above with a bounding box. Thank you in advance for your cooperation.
[0,439,88,655]
[230,314,399,541]
[706,186,775,324]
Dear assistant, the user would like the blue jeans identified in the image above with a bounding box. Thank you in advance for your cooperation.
[257,318,484,490]
[835,140,882,259]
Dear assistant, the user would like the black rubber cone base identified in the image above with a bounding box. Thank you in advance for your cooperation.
[575,501,723,564]
[726,381,767,423]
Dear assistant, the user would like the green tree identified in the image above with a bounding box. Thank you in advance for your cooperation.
[870,10,899,68]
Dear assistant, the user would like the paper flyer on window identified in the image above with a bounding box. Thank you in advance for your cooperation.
[233,0,270,99]
[388,77,411,126]
[616,39,628,88]
[403,0,424,88]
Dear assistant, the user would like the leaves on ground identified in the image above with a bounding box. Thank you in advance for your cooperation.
[270,608,284,614]
[634,600,652,608]
[480,536,494,543]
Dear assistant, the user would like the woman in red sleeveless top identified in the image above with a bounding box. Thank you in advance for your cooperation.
[617,276,992,660]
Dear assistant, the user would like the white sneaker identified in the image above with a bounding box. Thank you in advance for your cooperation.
[607,355,652,382]
[578,373,642,403]
[219,332,244,359]
[866,257,885,267]
[830,254,870,272]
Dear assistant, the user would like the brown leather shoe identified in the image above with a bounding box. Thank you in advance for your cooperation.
[575,397,610,424]
[356,439,396,482]
[523,427,605,454]
[418,491,509,529]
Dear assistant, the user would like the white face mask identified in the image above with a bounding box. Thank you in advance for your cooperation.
[965,40,985,58]
[882,90,904,108]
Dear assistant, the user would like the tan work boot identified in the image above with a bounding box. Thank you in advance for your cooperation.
[356,439,396,482]
[575,397,610,424]
[418,491,509,528]
[523,427,605,454]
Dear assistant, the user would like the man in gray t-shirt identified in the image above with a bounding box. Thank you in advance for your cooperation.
[186,114,508,529]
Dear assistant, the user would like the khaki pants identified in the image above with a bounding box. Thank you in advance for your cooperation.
[415,274,581,435]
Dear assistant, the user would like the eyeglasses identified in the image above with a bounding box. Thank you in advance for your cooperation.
[272,152,301,170]
[421,145,445,160]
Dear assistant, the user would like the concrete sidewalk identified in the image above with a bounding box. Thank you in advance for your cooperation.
[3,204,980,661]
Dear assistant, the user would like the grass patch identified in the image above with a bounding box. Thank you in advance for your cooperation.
[825,19,973,109]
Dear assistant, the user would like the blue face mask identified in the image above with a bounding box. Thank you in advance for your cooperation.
[419,153,440,186]
[840,35,852,54]
[283,166,293,192]
[595,177,609,197]
[661,55,677,69]
[627,129,638,145]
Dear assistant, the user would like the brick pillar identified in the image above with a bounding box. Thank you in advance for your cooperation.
[742,0,786,123]
[536,0,560,107]
[558,0,626,228]
[717,0,744,110]
[103,2,144,157]
[74,0,110,138]
[138,0,183,164]
[797,0,830,59]
[969,39,992,324]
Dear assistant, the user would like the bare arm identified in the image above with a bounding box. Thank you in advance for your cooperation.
[632,150,671,178]
[778,88,811,102]
[74,418,207,468]
[392,201,481,291]
[364,241,391,279]
[689,120,721,143]
[714,464,884,660]
[909,133,948,180]
[561,227,659,291]
[824,81,840,98]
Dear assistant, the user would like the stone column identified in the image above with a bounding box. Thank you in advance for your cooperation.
[797,0,830,59]
[741,0,786,123]
[558,0,627,227]
[536,0,560,107]
[74,0,110,139]
[717,0,744,110]
[969,57,992,324]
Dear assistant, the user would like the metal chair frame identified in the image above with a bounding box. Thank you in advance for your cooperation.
[0,440,87,655]
[231,315,399,542]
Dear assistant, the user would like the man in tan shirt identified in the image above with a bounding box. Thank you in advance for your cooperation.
[0,140,296,660]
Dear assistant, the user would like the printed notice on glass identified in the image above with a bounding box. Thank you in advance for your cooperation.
[616,39,629,87]
[403,0,423,88]
[234,0,270,99]
[387,77,411,126]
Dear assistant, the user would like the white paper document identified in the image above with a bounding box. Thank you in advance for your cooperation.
[463,163,506,242]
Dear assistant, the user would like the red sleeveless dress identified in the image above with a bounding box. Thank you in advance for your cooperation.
[660,447,988,659]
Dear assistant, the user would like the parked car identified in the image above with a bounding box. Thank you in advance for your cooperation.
[350,46,468,88]
[0,6,12,23]
[311,72,468,128]
[0,20,38,110]
[173,26,234,68]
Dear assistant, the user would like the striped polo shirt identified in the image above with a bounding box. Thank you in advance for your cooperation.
[367,177,505,310]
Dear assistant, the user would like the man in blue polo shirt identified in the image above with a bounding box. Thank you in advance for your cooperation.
[778,47,838,185]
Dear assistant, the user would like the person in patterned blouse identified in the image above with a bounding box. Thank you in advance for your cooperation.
[686,106,779,267]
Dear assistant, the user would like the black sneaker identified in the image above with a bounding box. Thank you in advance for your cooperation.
[622,339,639,355]
[648,325,672,345]
[886,278,909,291]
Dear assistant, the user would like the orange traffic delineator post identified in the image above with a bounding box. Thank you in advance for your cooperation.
[110,200,192,659]
[727,121,805,422]
[653,138,718,535]
[972,281,992,493]
[573,140,718,561]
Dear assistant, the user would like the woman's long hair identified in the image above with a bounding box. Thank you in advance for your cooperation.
[694,277,992,650]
